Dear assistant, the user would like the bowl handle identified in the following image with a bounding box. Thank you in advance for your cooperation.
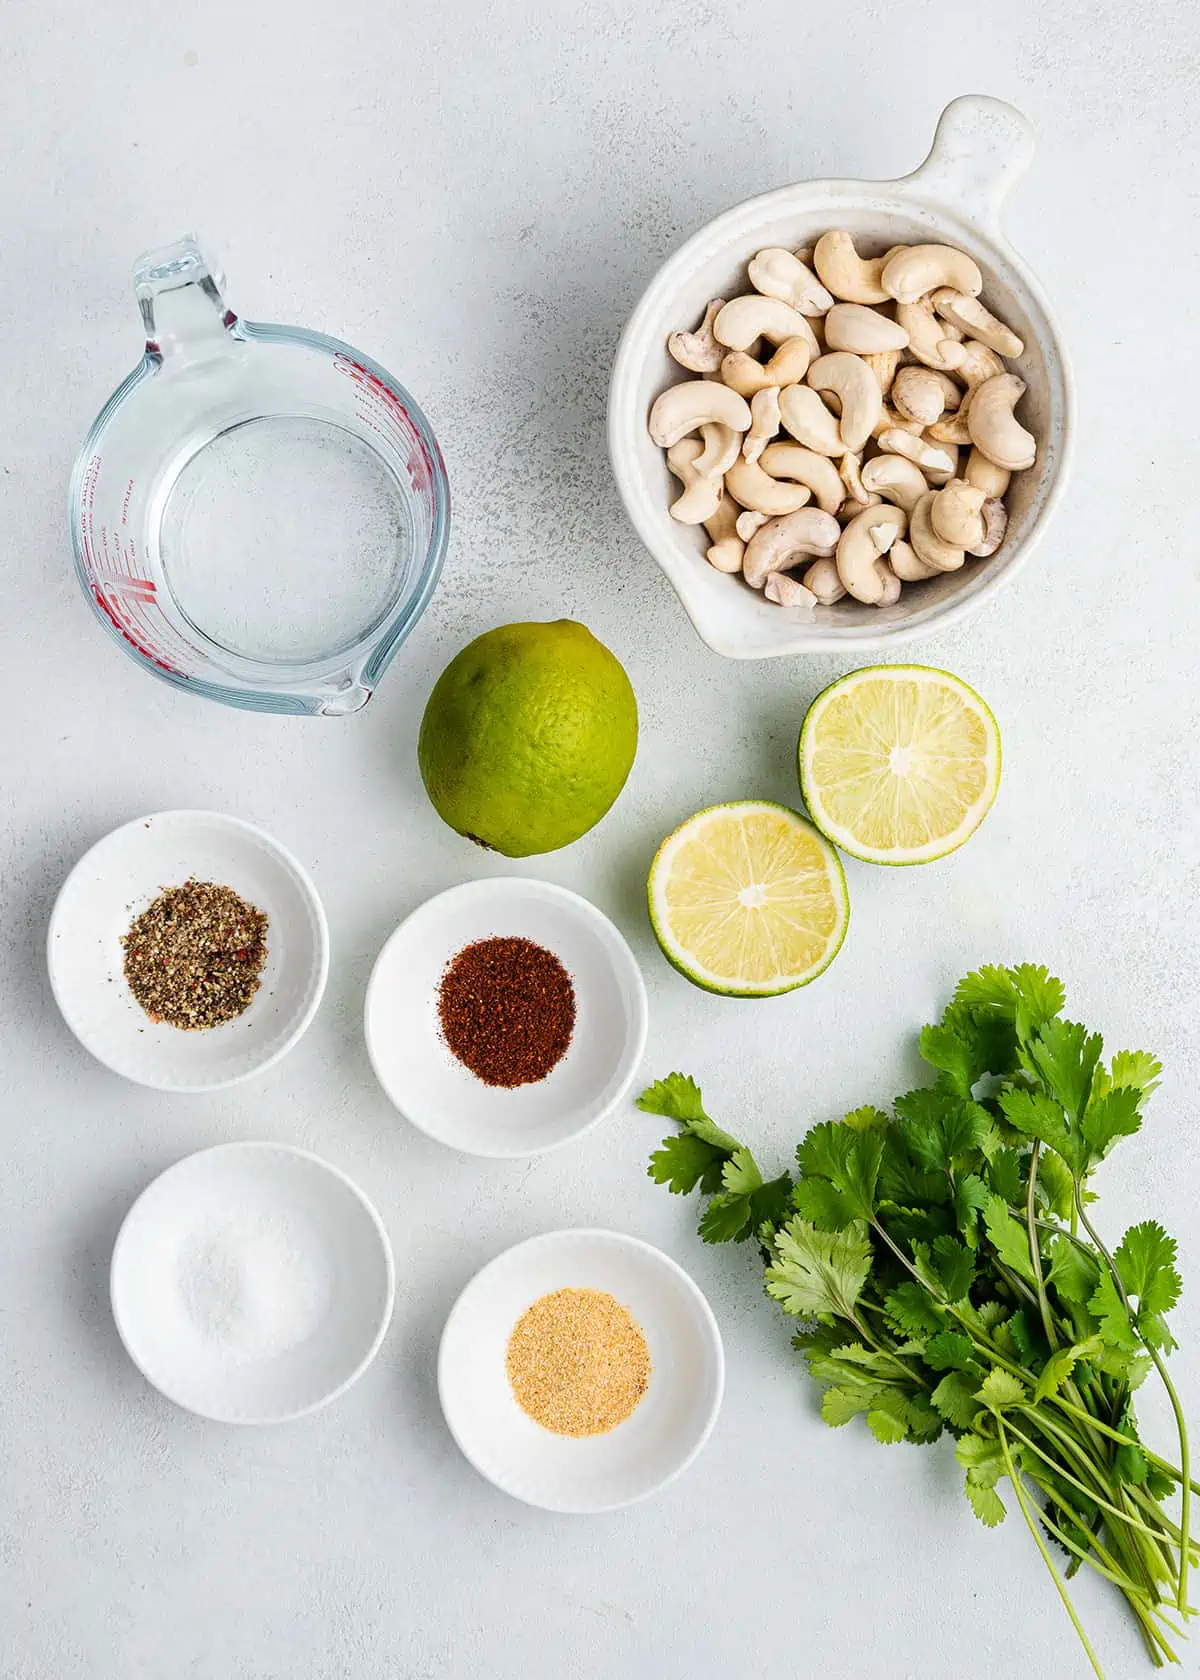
[899,95,1035,228]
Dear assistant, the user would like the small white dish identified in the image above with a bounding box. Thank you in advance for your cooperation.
[48,810,329,1091]
[364,878,648,1158]
[438,1229,724,1512]
[110,1142,395,1423]
[608,94,1073,657]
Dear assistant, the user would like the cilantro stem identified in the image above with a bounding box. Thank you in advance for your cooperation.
[1022,1481,1154,1601]
[848,1311,932,1391]
[1006,1419,1168,1543]
[1025,1144,1062,1351]
[1074,1186,1192,1617]
[996,1418,1107,1679]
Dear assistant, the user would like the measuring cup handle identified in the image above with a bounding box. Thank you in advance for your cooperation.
[134,236,236,361]
[899,95,1035,229]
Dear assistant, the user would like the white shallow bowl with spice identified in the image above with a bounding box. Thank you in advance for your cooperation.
[608,94,1072,657]
[364,878,648,1158]
[438,1229,724,1512]
[110,1143,395,1424]
[47,810,329,1092]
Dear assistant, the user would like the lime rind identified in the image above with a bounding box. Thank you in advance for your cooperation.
[647,800,849,997]
[798,664,1001,868]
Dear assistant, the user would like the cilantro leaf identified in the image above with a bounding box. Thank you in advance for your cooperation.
[931,1371,981,1429]
[1022,1019,1103,1121]
[884,1282,945,1339]
[986,1147,1026,1206]
[1005,1309,1045,1371]
[1139,1313,1179,1354]
[977,1368,1025,1410]
[867,1409,909,1444]
[843,1105,891,1133]
[1079,1087,1142,1163]
[953,965,1022,1012]
[1034,1337,1104,1403]
[982,1195,1039,1286]
[1089,1270,1138,1351]
[1033,1150,1075,1221]
[764,1218,873,1320]
[792,1177,858,1231]
[1114,1221,1181,1317]
[822,1386,872,1426]
[795,1121,883,1221]
[637,1074,740,1151]
[998,1087,1073,1161]
[1047,1235,1099,1306]
[927,1235,976,1302]
[921,1006,1017,1093]
[923,1331,977,1372]
[965,1480,1007,1526]
[895,1086,989,1171]
[721,1148,762,1195]
[954,1173,990,1244]
[699,1192,755,1244]
[956,1432,1005,1475]
[1104,1049,1163,1100]
[648,1132,726,1195]
[953,963,1065,1039]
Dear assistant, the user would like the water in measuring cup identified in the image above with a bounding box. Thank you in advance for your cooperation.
[157,416,412,665]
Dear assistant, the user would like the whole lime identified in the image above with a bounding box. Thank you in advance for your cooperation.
[417,620,638,857]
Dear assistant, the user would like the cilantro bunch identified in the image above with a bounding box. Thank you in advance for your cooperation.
[641,965,1195,1677]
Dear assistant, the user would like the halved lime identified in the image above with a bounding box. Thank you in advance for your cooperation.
[799,665,1001,866]
[647,801,849,997]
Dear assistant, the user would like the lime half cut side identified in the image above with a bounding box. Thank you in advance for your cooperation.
[648,801,849,997]
[799,665,1001,867]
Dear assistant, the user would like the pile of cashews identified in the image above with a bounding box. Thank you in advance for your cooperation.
[648,232,1037,610]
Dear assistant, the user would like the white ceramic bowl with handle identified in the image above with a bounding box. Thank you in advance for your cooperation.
[608,95,1072,658]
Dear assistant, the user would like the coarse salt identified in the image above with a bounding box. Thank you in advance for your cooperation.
[175,1211,331,1361]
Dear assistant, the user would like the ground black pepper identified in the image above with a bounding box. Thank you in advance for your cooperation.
[121,880,269,1030]
[437,936,575,1088]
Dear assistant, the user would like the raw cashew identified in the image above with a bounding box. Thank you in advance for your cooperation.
[882,243,982,304]
[955,340,1007,390]
[806,352,881,452]
[747,248,834,317]
[889,538,939,581]
[695,421,741,479]
[930,480,987,549]
[714,297,820,355]
[668,299,726,373]
[897,296,966,372]
[837,503,907,604]
[735,509,769,541]
[892,366,950,426]
[649,380,752,447]
[863,348,902,396]
[967,374,1036,471]
[666,438,723,524]
[757,443,845,514]
[931,288,1024,358]
[702,496,744,572]
[743,387,781,464]
[720,337,813,396]
[803,556,847,604]
[925,443,959,486]
[725,456,813,517]
[877,429,956,477]
[742,507,840,588]
[970,497,1008,558]
[860,454,928,514]
[779,385,844,456]
[927,393,974,446]
[764,572,818,609]
[837,491,882,523]
[813,232,906,305]
[823,303,909,354]
[909,490,965,572]
[870,403,924,440]
[839,451,869,506]
[964,448,1011,498]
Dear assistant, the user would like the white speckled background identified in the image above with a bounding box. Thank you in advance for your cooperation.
[2,3,1197,1677]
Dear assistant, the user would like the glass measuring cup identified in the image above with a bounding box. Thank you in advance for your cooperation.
[69,237,450,714]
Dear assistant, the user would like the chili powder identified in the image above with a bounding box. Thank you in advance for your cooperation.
[437,935,575,1088]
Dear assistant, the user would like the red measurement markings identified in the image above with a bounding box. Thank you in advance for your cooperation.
[91,581,178,675]
[332,353,437,494]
